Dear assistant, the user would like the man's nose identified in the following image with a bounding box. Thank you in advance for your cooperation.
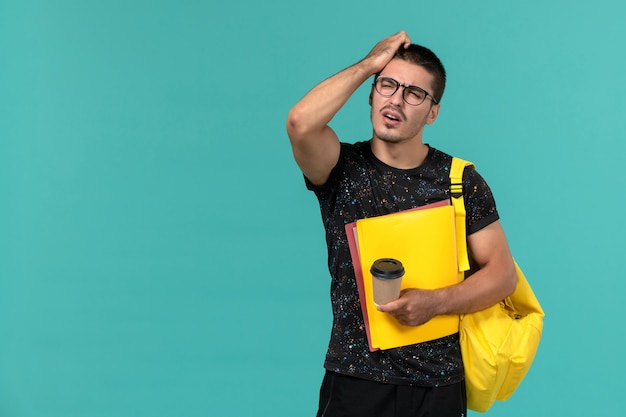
[389,87,404,105]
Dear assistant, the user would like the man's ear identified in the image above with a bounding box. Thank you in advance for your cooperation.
[426,103,440,124]
[368,90,373,106]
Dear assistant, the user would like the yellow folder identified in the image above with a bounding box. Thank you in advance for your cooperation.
[347,202,462,351]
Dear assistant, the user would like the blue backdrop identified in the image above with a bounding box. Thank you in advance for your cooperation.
[1,0,624,416]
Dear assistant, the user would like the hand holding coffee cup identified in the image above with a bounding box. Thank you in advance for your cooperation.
[371,258,405,306]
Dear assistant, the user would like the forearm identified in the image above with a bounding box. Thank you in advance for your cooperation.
[433,222,517,315]
[377,221,517,326]
[378,259,516,327]
[432,261,517,316]
[286,60,374,139]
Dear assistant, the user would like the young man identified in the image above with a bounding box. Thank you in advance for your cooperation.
[286,31,517,417]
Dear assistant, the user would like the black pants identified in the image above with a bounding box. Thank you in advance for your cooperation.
[316,371,466,417]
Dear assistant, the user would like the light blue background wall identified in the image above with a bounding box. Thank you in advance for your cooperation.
[1,0,624,416]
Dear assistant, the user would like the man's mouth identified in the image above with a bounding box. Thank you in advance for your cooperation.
[383,111,402,123]
[381,106,404,124]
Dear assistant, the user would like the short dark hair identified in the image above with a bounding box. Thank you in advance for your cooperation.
[393,44,446,103]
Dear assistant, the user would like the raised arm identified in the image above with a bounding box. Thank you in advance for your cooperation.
[286,31,412,186]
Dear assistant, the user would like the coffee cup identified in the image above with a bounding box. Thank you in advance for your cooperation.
[371,258,405,306]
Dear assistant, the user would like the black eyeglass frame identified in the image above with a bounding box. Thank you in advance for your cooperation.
[373,75,439,106]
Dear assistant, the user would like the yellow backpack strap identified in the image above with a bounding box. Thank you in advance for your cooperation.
[450,157,474,272]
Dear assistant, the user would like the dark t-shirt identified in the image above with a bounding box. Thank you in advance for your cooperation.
[305,141,499,386]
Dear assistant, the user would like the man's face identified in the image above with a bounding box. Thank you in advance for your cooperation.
[370,59,440,145]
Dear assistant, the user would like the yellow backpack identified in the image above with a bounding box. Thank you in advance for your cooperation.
[450,157,545,412]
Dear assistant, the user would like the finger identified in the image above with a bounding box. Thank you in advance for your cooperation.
[376,299,401,312]
[396,30,411,48]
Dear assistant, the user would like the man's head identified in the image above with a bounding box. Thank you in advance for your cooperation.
[392,44,446,103]
[369,45,446,146]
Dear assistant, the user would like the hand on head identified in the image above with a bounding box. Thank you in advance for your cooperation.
[364,31,412,75]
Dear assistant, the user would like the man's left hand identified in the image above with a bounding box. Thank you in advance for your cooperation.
[376,288,440,326]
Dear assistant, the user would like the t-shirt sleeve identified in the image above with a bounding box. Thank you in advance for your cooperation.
[304,143,348,199]
[463,166,500,235]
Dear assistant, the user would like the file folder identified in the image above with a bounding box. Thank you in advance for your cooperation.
[346,201,462,351]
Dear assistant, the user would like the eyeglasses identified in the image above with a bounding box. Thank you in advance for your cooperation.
[373,76,439,106]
